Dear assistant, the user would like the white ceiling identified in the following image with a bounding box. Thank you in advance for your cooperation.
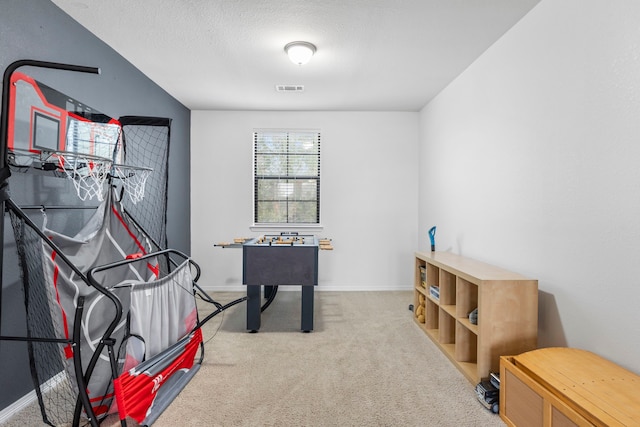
[51,0,540,112]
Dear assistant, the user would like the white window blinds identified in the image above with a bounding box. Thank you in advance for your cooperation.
[253,130,320,224]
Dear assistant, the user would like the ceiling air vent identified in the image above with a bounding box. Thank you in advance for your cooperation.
[276,84,304,92]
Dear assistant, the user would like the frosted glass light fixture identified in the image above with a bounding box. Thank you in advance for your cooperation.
[284,41,316,65]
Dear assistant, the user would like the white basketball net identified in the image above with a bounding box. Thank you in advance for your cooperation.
[112,164,153,204]
[51,151,113,202]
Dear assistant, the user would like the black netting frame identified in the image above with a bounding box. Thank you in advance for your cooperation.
[9,207,76,426]
[118,116,171,252]
[6,200,127,427]
[5,197,197,426]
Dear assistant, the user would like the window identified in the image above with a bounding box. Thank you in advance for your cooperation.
[254,130,320,224]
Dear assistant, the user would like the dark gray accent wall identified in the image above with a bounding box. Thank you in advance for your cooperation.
[0,0,191,412]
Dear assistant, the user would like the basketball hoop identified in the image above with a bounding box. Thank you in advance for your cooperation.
[112,164,153,204]
[47,151,113,202]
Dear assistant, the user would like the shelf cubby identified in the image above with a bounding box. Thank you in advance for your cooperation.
[415,258,426,289]
[438,269,456,305]
[426,263,439,288]
[425,298,439,330]
[438,310,456,345]
[455,321,477,363]
[456,277,477,319]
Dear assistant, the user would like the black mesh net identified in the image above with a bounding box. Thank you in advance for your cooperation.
[9,207,85,426]
[119,117,171,251]
[7,200,189,426]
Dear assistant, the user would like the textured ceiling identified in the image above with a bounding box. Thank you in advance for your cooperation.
[51,0,541,111]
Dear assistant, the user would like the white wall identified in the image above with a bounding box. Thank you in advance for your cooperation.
[419,0,640,373]
[191,111,419,292]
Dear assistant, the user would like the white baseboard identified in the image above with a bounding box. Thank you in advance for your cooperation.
[0,371,66,424]
[0,389,38,424]
[198,285,413,292]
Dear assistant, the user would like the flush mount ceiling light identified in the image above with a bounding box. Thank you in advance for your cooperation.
[284,41,316,65]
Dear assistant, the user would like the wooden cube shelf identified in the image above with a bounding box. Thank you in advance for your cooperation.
[413,251,538,384]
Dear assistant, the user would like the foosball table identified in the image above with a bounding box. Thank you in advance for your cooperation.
[216,232,333,332]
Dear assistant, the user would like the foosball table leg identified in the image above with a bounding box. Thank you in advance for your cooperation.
[246,285,261,332]
[301,285,314,332]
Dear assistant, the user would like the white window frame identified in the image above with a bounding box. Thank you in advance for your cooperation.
[251,129,322,230]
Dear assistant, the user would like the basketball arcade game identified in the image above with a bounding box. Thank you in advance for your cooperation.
[0,60,220,426]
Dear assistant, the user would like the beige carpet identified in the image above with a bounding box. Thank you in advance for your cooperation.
[2,291,504,427]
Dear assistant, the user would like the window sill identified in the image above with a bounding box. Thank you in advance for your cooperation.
[250,224,324,232]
